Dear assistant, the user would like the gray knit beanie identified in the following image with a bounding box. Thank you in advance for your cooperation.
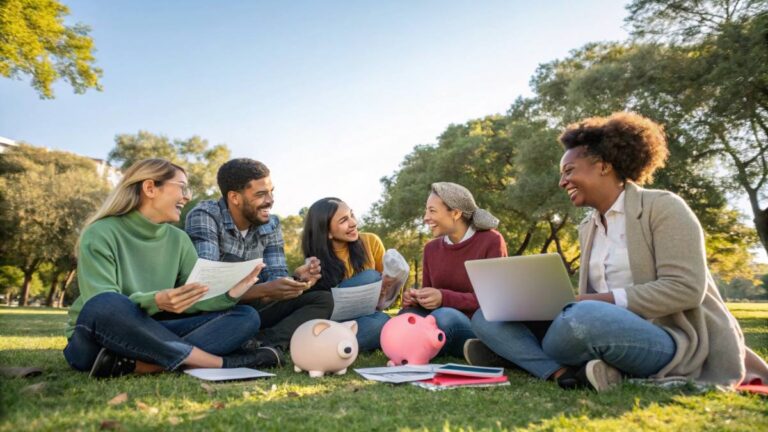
[430,182,499,231]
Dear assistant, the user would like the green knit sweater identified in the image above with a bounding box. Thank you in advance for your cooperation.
[66,210,238,338]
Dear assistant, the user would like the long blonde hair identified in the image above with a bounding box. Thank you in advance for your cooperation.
[82,158,186,230]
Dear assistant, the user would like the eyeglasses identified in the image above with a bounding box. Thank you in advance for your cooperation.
[164,180,192,199]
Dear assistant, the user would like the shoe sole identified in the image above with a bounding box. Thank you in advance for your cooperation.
[260,346,283,368]
[585,360,622,392]
[463,339,480,365]
[89,348,109,379]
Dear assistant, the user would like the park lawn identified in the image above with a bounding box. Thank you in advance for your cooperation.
[0,305,766,432]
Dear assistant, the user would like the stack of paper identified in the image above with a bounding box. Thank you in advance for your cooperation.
[354,364,441,383]
[411,374,510,391]
[184,368,275,381]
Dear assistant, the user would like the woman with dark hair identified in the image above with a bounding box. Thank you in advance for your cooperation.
[399,182,508,358]
[301,197,391,351]
[467,112,768,391]
[65,158,281,379]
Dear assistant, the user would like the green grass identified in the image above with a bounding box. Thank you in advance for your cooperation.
[1,304,766,431]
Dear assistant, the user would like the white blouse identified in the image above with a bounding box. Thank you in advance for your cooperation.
[587,191,632,308]
[444,226,476,245]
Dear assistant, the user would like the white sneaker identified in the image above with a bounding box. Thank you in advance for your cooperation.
[584,359,622,392]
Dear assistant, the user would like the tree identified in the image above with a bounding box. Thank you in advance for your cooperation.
[619,1,768,255]
[108,131,231,202]
[0,0,102,98]
[0,144,109,305]
[367,99,584,275]
[625,0,767,42]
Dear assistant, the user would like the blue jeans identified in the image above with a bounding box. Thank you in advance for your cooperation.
[398,306,475,358]
[472,300,676,379]
[338,269,390,351]
[63,292,261,371]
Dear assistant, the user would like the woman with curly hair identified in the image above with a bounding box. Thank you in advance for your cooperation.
[465,112,768,391]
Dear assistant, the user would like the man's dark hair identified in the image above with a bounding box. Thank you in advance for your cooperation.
[217,158,270,198]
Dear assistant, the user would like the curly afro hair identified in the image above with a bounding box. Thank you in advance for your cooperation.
[558,112,669,185]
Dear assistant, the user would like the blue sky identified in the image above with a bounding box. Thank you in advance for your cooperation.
[1,0,630,217]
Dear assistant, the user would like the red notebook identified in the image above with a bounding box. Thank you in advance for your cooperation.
[420,373,509,387]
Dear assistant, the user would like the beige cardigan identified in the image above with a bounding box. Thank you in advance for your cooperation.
[578,182,768,387]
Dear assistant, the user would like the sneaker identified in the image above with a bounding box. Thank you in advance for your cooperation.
[89,348,136,379]
[584,359,622,392]
[463,339,517,369]
[224,346,284,369]
[556,360,622,392]
[240,336,263,353]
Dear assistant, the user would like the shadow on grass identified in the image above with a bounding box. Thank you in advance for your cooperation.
[0,313,67,337]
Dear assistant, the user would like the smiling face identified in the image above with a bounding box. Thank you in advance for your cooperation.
[236,176,275,226]
[423,193,462,238]
[559,147,608,208]
[329,202,359,244]
[139,169,190,223]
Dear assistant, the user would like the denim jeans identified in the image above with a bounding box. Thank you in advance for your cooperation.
[472,300,676,379]
[398,306,475,358]
[339,269,391,351]
[63,292,261,371]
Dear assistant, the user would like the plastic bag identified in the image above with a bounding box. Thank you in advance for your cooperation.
[378,249,409,310]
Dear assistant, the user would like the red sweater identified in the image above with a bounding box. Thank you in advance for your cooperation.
[422,229,507,317]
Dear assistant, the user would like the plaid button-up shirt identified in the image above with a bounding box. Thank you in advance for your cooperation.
[185,198,289,282]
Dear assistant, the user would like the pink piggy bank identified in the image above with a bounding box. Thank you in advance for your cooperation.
[380,313,445,366]
[290,319,359,378]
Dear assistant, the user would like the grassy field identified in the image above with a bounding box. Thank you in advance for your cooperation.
[0,304,766,431]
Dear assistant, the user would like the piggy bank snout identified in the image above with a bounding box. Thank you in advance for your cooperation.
[337,340,356,359]
[432,330,446,348]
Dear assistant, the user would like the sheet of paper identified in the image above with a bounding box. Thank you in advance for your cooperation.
[354,364,442,384]
[330,280,381,321]
[411,380,511,391]
[185,258,263,302]
[183,367,274,381]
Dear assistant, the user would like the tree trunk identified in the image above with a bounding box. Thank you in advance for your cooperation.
[56,269,76,308]
[45,272,62,307]
[20,270,33,306]
[754,206,768,256]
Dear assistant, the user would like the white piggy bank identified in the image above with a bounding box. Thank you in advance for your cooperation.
[290,319,359,378]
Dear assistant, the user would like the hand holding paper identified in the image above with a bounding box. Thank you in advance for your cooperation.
[183,258,265,303]
[155,283,209,313]
[227,261,266,298]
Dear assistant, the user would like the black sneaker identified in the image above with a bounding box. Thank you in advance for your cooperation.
[556,360,622,392]
[89,348,136,379]
[240,336,263,353]
[224,346,284,369]
[463,339,517,369]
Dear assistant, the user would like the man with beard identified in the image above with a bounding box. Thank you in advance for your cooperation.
[185,158,333,365]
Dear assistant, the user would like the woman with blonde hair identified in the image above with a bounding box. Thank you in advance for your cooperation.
[64,158,281,378]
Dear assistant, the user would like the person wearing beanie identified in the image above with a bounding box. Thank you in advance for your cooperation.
[399,182,507,358]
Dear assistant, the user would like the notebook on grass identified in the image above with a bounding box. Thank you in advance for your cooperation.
[411,374,510,391]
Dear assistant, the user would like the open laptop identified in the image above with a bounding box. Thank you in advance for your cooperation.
[465,253,576,321]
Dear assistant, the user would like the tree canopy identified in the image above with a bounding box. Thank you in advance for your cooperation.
[108,131,232,201]
[0,0,102,98]
[0,144,110,305]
